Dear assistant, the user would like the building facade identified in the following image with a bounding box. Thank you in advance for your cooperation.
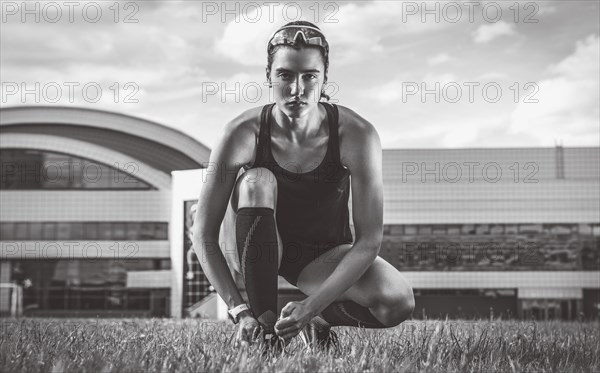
[1,106,599,320]
[0,106,210,317]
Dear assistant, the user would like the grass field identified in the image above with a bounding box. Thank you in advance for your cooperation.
[1,318,598,372]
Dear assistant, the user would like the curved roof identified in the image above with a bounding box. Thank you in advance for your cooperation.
[0,106,211,174]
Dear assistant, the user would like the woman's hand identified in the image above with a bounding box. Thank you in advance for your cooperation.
[235,314,261,347]
[274,300,317,341]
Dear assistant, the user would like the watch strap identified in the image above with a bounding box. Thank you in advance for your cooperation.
[228,304,250,323]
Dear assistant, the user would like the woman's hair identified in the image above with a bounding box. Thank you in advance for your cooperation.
[266,20,330,101]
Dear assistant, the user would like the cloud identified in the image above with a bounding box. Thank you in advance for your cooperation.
[509,34,600,146]
[473,21,516,44]
[214,1,451,67]
[362,72,457,105]
[477,72,509,80]
[427,53,452,66]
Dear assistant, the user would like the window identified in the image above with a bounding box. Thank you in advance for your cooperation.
[56,223,71,240]
[112,223,127,240]
[126,223,141,240]
[377,223,592,271]
[476,224,490,235]
[29,223,43,240]
[154,223,168,240]
[14,223,28,240]
[98,223,112,240]
[405,225,418,235]
[42,223,56,240]
[0,223,14,240]
[432,225,446,235]
[0,149,155,190]
[418,225,432,235]
[84,223,99,240]
[389,225,403,235]
[0,222,169,240]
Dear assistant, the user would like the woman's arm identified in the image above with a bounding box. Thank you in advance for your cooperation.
[190,112,257,316]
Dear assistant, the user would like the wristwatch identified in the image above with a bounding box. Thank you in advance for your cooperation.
[227,303,251,324]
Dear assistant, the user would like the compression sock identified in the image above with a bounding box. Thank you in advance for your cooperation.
[235,207,279,334]
[320,300,387,328]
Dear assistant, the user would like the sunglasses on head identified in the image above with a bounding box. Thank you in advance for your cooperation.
[267,25,329,54]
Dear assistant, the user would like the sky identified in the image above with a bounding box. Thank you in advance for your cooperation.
[1,0,599,150]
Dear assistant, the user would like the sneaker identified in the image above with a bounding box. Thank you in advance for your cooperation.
[258,331,286,357]
[299,316,340,352]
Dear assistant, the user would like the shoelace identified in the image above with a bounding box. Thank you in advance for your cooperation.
[300,320,340,352]
[259,332,287,357]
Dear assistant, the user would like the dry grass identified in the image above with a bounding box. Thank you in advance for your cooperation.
[1,318,598,372]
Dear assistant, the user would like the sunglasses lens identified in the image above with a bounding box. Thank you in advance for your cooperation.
[269,27,328,51]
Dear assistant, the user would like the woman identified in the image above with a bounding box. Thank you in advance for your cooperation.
[191,21,414,352]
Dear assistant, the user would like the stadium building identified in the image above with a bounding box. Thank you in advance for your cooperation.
[1,106,599,320]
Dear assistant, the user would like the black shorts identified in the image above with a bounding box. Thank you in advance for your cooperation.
[277,240,348,287]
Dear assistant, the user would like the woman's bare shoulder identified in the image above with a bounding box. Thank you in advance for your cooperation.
[334,104,380,167]
[217,105,264,168]
[335,104,378,144]
[335,104,375,133]
[225,105,263,134]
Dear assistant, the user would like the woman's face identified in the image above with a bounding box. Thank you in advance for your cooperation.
[268,46,326,118]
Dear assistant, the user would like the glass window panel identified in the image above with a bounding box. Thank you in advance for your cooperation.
[42,153,71,188]
[578,224,592,234]
[84,162,108,188]
[98,223,112,240]
[70,223,84,240]
[405,225,417,235]
[123,259,154,271]
[80,289,106,310]
[462,224,476,234]
[14,223,28,240]
[418,225,432,235]
[505,225,518,234]
[29,223,43,240]
[0,149,153,190]
[140,223,156,240]
[446,225,461,235]
[390,225,403,235]
[0,222,14,240]
[155,223,168,240]
[42,223,56,240]
[127,290,151,310]
[69,158,85,188]
[520,224,543,234]
[84,223,99,240]
[112,223,127,240]
[476,224,490,235]
[432,225,446,235]
[126,223,141,240]
[159,259,171,270]
[490,225,504,235]
[550,225,572,235]
[56,223,71,240]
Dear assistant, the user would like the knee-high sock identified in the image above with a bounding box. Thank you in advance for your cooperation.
[235,207,279,333]
[320,301,387,328]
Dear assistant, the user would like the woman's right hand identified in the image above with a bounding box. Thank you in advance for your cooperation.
[235,314,261,346]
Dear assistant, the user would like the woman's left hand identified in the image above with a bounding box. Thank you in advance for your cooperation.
[274,301,316,341]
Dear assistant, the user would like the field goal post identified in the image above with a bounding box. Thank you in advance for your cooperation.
[0,283,23,317]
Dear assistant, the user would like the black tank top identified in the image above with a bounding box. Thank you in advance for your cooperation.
[243,102,354,247]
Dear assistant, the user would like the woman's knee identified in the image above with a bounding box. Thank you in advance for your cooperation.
[236,167,278,209]
[374,286,415,326]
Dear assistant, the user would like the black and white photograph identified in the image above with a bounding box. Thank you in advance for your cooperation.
[0,0,599,372]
